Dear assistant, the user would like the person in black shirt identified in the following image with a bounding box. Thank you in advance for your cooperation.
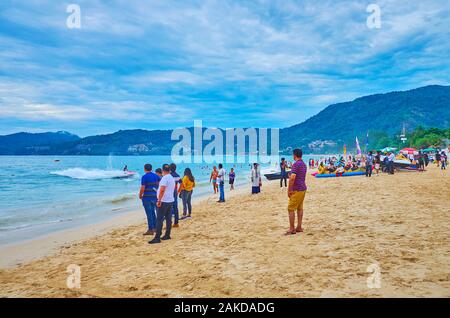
[280,158,288,188]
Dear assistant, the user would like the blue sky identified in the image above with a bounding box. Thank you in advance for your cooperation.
[0,0,449,137]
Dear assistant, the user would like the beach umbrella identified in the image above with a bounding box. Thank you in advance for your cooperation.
[380,147,397,153]
[421,148,437,153]
[400,147,418,155]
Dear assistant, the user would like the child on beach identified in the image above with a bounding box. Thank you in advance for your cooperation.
[179,168,195,219]
[210,166,218,194]
[229,168,235,190]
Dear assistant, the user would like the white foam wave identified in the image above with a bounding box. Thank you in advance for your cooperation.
[50,168,138,180]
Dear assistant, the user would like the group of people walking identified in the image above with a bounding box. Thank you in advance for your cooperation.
[139,163,195,244]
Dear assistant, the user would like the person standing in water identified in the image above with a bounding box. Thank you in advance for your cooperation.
[229,168,235,190]
[280,157,288,188]
[179,168,195,219]
[286,148,307,235]
[139,164,161,236]
[210,166,218,194]
[149,164,175,244]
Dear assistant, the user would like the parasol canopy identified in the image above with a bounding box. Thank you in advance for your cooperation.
[400,147,418,155]
[421,148,437,153]
[380,147,397,153]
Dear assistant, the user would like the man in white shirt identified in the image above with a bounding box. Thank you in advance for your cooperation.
[217,163,226,203]
[149,164,175,244]
[388,152,395,174]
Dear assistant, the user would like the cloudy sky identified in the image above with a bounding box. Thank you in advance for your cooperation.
[0,0,449,136]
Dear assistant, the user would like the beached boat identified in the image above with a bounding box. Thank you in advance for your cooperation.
[315,171,365,178]
[393,159,419,171]
[264,171,291,180]
[262,167,291,180]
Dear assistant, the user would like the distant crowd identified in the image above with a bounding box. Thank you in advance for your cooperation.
[312,149,448,177]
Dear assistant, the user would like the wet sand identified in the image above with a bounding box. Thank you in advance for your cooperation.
[0,165,449,297]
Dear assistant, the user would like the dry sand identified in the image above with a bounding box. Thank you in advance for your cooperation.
[0,165,449,297]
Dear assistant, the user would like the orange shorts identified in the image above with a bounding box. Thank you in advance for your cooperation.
[288,191,306,211]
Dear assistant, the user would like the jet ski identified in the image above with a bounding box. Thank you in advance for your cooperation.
[114,170,138,179]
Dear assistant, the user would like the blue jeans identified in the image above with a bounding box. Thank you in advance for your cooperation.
[171,194,179,224]
[142,200,157,231]
[280,172,287,187]
[219,181,225,201]
[181,190,193,215]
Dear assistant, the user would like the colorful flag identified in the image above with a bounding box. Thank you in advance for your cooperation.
[364,131,369,153]
[356,136,361,155]
[343,144,347,158]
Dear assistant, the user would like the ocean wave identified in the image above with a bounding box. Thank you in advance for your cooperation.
[50,168,138,180]
[0,217,75,232]
[107,193,136,204]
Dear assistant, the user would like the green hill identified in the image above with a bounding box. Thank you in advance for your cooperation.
[0,131,80,155]
[280,85,450,153]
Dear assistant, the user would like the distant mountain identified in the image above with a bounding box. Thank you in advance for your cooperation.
[1,85,449,155]
[280,85,450,153]
[0,131,80,155]
[54,129,175,155]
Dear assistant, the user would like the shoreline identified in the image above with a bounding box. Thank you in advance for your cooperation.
[0,181,252,269]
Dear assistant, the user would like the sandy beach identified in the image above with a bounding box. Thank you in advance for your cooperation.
[0,165,449,297]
